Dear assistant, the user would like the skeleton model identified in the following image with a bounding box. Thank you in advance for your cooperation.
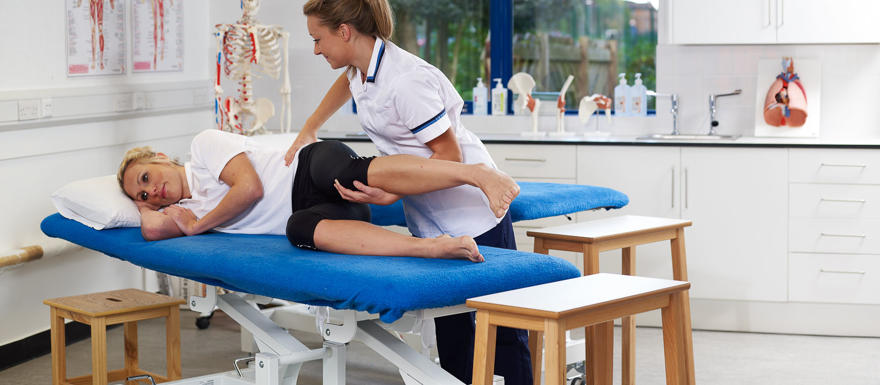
[77,0,116,70]
[215,0,291,135]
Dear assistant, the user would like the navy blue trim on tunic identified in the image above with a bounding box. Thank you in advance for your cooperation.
[366,41,386,83]
[411,110,447,134]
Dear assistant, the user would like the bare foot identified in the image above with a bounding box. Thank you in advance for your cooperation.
[430,235,483,262]
[473,164,520,218]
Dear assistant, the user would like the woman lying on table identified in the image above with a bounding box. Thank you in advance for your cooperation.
[117,129,519,262]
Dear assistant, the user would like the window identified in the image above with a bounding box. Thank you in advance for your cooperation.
[390,0,657,112]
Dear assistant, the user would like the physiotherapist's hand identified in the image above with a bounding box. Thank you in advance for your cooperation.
[335,180,401,206]
[284,131,318,166]
[164,205,201,236]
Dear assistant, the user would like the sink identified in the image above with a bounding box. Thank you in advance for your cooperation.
[637,134,739,141]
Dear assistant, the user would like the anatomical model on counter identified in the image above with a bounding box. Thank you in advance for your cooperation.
[579,94,612,137]
[763,57,807,127]
[214,0,291,135]
[552,75,575,137]
[508,72,543,137]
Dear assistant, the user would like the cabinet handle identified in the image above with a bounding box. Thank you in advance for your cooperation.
[778,0,784,27]
[820,268,866,275]
[504,157,546,162]
[819,163,867,168]
[684,168,689,209]
[819,232,867,238]
[820,198,867,204]
[765,0,772,27]
[671,167,675,209]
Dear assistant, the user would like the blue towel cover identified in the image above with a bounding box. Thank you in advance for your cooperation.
[42,214,581,323]
[369,181,629,226]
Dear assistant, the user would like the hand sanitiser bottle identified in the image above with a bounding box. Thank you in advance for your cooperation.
[491,78,507,115]
[614,73,629,117]
[472,77,488,115]
[630,73,648,117]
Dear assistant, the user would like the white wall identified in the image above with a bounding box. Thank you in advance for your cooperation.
[0,0,211,346]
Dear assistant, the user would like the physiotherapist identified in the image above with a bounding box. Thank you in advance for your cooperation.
[282,1,532,384]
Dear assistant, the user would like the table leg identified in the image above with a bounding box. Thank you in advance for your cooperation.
[661,292,688,385]
[533,237,549,255]
[622,246,636,385]
[529,331,544,385]
[582,244,600,385]
[544,319,566,385]
[589,321,614,385]
[166,307,182,380]
[473,311,498,385]
[50,308,66,385]
[90,318,108,385]
[671,230,695,385]
[124,322,138,377]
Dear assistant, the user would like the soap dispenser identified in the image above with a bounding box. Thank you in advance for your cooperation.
[630,73,648,117]
[491,78,507,115]
[472,77,488,115]
[614,73,629,117]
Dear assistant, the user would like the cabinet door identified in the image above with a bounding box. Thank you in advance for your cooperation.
[681,147,788,301]
[671,0,776,44]
[577,146,680,278]
[776,0,880,44]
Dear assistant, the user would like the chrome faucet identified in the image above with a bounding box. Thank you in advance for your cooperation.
[647,90,679,135]
[708,89,742,136]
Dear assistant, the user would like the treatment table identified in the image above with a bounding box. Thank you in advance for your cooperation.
[41,182,628,385]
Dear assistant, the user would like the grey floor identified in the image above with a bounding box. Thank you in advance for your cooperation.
[2,310,879,385]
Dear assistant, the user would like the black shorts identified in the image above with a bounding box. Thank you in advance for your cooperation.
[285,140,375,249]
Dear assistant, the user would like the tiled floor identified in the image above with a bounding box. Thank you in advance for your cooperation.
[2,310,878,385]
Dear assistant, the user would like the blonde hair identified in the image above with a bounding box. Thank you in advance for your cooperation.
[303,0,394,40]
[116,146,181,192]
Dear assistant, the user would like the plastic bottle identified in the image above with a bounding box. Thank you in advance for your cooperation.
[630,73,648,117]
[491,78,507,116]
[472,77,488,115]
[614,73,629,117]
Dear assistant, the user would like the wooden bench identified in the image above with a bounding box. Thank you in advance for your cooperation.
[468,273,693,385]
[526,215,694,385]
[43,288,185,385]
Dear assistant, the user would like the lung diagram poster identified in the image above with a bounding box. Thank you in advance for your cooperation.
[133,0,184,72]
[66,0,126,76]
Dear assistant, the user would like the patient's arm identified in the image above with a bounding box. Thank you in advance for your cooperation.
[138,205,184,241]
[167,153,263,236]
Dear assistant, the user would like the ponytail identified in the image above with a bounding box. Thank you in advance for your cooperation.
[303,0,393,40]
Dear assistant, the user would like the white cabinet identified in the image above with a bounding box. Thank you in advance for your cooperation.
[788,148,880,305]
[671,0,880,44]
[680,147,788,302]
[577,145,788,302]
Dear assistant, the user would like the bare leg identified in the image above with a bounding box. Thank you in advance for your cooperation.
[367,155,519,218]
[313,219,484,262]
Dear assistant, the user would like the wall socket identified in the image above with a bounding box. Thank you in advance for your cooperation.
[41,98,53,118]
[17,99,41,120]
[115,93,134,112]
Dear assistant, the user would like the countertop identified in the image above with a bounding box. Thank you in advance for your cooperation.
[319,131,880,149]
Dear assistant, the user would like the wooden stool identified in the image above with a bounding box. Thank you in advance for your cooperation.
[526,215,694,385]
[468,273,693,385]
[43,288,186,385]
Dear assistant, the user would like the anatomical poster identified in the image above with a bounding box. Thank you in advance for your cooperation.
[132,0,184,72]
[66,0,127,76]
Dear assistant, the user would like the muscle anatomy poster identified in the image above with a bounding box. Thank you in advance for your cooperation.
[132,0,184,72]
[66,0,126,76]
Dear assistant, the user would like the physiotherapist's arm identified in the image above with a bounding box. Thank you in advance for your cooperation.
[167,153,264,236]
[285,73,352,165]
[426,128,463,162]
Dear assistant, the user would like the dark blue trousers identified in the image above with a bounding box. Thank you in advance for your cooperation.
[434,213,533,385]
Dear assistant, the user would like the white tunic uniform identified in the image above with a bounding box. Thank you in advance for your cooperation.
[348,39,501,238]
[177,129,297,235]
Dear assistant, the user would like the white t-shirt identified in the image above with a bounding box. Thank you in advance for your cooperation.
[348,39,501,238]
[176,129,297,235]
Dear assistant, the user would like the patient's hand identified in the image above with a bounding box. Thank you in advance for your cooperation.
[137,205,184,241]
[164,205,201,236]
[334,180,401,206]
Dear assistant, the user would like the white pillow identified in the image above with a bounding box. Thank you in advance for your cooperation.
[51,175,141,229]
